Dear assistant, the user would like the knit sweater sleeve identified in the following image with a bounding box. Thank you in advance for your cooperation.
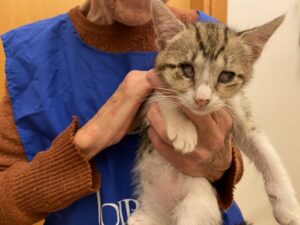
[0,86,100,225]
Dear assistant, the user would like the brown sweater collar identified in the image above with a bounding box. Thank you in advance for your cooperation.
[68,6,198,53]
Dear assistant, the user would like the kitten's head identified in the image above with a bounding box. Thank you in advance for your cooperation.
[152,0,284,114]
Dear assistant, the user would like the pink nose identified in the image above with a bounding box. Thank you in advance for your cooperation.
[195,98,210,106]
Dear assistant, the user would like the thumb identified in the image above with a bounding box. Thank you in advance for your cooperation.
[146,69,164,88]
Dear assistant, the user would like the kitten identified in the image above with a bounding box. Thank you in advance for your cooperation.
[128,0,300,225]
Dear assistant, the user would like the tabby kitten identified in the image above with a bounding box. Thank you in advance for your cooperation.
[128,0,300,225]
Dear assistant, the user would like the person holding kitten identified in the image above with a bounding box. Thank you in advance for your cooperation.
[0,0,245,224]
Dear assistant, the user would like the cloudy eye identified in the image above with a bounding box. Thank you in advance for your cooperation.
[180,64,194,78]
[218,71,236,83]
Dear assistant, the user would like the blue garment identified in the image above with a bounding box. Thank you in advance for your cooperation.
[198,11,219,23]
[1,11,244,225]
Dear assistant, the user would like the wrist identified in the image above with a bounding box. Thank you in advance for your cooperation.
[74,125,106,160]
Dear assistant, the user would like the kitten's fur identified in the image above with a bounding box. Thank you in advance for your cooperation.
[128,1,300,224]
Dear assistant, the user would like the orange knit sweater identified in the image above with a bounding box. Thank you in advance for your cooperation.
[0,7,243,225]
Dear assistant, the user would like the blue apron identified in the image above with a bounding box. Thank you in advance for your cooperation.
[1,11,244,225]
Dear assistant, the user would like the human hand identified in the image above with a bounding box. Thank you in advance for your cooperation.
[74,70,156,160]
[147,103,233,182]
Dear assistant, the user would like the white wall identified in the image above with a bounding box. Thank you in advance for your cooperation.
[228,0,300,224]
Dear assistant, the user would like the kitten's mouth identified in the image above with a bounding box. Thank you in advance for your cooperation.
[189,101,222,116]
[194,104,208,110]
[191,108,211,116]
[179,98,221,115]
[185,102,212,115]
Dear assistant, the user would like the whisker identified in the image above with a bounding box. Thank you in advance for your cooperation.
[135,93,178,104]
[148,96,178,104]
[162,103,183,112]
[155,87,179,94]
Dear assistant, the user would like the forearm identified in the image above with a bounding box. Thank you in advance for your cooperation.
[0,89,100,225]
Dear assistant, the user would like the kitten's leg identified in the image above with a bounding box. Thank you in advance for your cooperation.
[233,125,300,225]
[158,100,198,154]
[173,176,222,225]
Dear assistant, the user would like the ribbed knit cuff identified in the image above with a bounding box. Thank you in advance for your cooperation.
[6,117,100,215]
[214,140,244,210]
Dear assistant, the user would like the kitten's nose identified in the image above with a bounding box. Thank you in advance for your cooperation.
[195,83,211,107]
[195,98,210,106]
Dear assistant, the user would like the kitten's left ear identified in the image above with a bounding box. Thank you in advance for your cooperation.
[151,0,185,49]
[238,15,285,61]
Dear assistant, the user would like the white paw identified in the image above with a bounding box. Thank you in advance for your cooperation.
[167,121,198,154]
[273,203,300,225]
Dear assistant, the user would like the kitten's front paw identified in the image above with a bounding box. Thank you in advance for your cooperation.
[274,203,300,225]
[167,121,198,154]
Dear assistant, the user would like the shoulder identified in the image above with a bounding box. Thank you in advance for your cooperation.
[169,7,199,23]
[169,6,219,23]
[1,14,69,48]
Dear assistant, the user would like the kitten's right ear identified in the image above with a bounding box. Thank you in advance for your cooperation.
[151,0,185,49]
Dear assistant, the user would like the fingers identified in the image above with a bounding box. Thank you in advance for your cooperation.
[147,120,233,181]
[211,108,233,137]
[148,127,230,181]
[148,103,230,155]
[184,108,232,133]
[146,69,164,88]
[184,108,218,131]
[147,127,198,175]
[147,127,176,160]
[183,107,233,153]
[212,140,233,171]
[186,111,224,152]
[146,70,176,97]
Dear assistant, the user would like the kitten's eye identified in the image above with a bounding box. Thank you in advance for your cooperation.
[180,64,194,78]
[218,71,236,83]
